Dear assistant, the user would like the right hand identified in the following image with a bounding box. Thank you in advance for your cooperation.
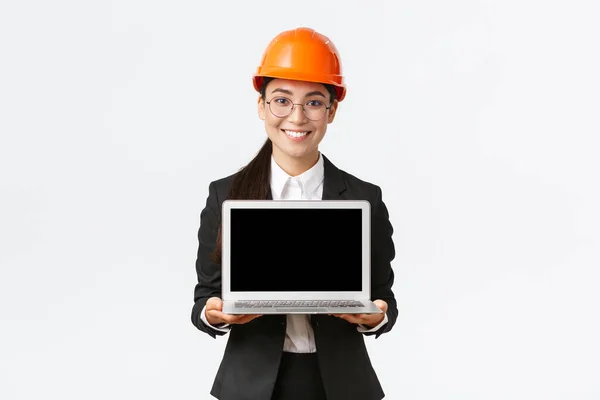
[205,297,263,326]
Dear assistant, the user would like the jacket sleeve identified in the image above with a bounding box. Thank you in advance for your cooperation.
[362,185,398,338]
[191,181,228,338]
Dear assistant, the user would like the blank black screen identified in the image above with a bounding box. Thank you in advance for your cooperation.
[229,208,362,291]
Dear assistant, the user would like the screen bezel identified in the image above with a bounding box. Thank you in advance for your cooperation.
[221,200,371,300]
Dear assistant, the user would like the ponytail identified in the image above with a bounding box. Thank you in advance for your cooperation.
[211,138,272,263]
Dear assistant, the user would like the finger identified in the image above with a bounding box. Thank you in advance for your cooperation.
[205,309,226,323]
[221,313,251,324]
[206,297,223,311]
[207,310,243,325]
[334,314,358,323]
[335,313,370,325]
[361,311,387,328]
[236,314,263,324]
[333,314,355,318]
[348,313,369,324]
[373,299,388,313]
[219,312,264,325]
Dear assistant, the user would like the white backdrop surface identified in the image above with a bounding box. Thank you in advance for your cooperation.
[1,1,599,399]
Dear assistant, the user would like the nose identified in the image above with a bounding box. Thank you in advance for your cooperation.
[287,104,307,124]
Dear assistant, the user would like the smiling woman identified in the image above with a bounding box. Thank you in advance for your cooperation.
[259,78,338,172]
[191,27,398,400]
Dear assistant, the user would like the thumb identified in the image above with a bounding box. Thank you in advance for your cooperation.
[373,300,388,313]
[207,297,223,311]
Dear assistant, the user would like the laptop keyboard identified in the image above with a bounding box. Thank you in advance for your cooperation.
[234,300,365,308]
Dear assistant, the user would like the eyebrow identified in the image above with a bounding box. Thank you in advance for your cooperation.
[271,88,327,98]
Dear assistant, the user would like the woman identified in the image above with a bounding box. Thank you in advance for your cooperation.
[191,27,397,400]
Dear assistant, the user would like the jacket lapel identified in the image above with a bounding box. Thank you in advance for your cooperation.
[321,154,347,200]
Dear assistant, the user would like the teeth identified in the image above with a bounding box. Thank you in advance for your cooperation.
[284,130,309,138]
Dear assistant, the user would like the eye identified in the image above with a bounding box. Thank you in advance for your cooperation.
[273,97,291,106]
[306,100,324,108]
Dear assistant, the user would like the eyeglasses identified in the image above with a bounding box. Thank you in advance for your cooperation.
[266,96,332,121]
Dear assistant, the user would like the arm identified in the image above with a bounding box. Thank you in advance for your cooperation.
[190,181,229,338]
[332,185,398,337]
[362,185,398,338]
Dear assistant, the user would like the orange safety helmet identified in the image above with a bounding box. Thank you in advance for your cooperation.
[252,27,346,102]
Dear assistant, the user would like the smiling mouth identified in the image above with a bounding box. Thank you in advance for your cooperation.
[282,129,311,138]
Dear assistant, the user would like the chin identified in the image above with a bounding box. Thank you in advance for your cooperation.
[282,148,310,159]
[273,143,308,158]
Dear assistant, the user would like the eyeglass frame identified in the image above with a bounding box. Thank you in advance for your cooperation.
[265,96,334,121]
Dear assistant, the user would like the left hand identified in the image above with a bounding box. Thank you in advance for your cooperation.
[331,299,388,328]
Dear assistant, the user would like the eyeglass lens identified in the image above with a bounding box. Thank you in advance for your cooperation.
[268,97,327,121]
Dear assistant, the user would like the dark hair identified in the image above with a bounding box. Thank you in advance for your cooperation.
[211,77,338,263]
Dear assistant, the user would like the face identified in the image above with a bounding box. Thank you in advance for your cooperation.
[258,79,337,167]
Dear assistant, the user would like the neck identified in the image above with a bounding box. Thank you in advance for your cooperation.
[272,150,320,177]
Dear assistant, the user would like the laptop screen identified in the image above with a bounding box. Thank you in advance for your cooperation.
[229,208,363,292]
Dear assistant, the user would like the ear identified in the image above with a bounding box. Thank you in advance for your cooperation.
[327,99,338,124]
[258,96,266,121]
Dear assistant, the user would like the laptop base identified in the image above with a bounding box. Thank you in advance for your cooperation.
[223,301,382,314]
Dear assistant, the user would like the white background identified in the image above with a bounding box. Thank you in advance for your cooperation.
[1,1,599,399]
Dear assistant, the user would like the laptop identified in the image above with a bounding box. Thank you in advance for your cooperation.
[221,200,382,314]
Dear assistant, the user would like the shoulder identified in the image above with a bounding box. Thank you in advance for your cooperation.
[324,155,383,200]
[341,168,382,196]
[206,171,238,201]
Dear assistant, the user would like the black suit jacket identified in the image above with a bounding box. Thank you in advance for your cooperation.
[191,155,397,400]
